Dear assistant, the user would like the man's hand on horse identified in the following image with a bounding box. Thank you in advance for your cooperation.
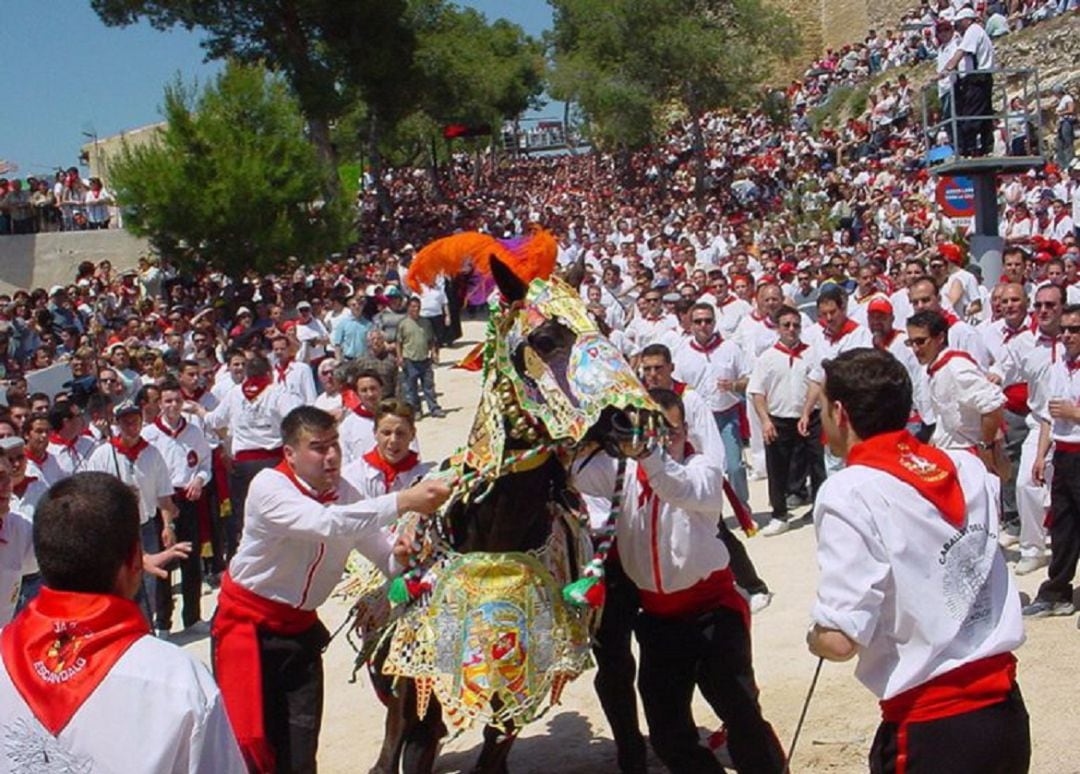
[392,524,419,566]
[397,479,453,515]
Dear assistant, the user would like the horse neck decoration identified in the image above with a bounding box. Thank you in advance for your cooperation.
[363,229,662,774]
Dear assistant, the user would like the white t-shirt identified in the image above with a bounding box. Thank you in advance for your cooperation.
[85,443,174,525]
[0,511,35,625]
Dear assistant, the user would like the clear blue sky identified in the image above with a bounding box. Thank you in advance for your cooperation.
[0,0,554,178]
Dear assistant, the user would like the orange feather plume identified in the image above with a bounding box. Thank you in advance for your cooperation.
[405,227,557,292]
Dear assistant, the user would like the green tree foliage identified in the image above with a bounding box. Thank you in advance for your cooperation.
[110,62,351,276]
[549,0,801,198]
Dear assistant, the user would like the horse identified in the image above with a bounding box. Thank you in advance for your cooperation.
[361,244,662,774]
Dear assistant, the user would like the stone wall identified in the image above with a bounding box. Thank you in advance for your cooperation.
[771,0,926,60]
[0,230,147,293]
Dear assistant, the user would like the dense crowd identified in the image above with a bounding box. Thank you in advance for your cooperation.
[0,167,117,235]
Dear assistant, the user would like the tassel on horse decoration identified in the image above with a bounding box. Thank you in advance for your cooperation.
[562,456,627,609]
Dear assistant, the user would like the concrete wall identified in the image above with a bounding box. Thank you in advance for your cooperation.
[0,230,148,293]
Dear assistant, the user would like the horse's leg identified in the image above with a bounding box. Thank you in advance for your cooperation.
[470,722,516,774]
[367,657,408,774]
[400,690,446,774]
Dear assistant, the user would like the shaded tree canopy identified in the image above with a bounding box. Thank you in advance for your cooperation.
[110,62,351,276]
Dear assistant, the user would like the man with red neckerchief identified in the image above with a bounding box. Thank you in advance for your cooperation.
[673,302,752,508]
[45,400,96,480]
[906,310,1007,480]
[1024,302,1080,619]
[338,368,394,465]
[85,400,178,634]
[907,276,991,370]
[749,305,825,536]
[198,355,302,562]
[23,412,63,488]
[341,398,431,497]
[867,297,934,441]
[700,271,751,337]
[271,333,317,406]
[212,406,450,774]
[0,456,35,626]
[143,377,213,633]
[808,348,1029,774]
[0,472,246,772]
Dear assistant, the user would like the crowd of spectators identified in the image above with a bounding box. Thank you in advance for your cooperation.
[0,167,117,236]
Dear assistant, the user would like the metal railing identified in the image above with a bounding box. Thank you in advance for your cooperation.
[920,67,1046,165]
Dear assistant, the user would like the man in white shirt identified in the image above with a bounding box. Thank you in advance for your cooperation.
[85,400,178,634]
[23,413,63,488]
[0,457,35,626]
[143,378,213,632]
[674,302,752,507]
[0,472,246,773]
[211,406,450,773]
[45,400,96,479]
[748,306,825,536]
[1025,302,1080,618]
[294,300,330,365]
[271,334,317,406]
[941,8,996,157]
[807,348,1029,774]
[908,277,992,370]
[906,310,1007,477]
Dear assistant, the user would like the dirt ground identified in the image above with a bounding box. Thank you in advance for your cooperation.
[180,320,1079,773]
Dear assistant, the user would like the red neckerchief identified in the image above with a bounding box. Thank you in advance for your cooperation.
[110,436,148,463]
[876,330,901,350]
[774,341,809,365]
[272,460,337,503]
[672,380,687,396]
[274,360,292,384]
[341,388,360,411]
[362,448,419,493]
[1001,321,1032,343]
[154,415,187,439]
[717,294,738,307]
[48,433,78,451]
[12,476,38,499]
[25,448,47,466]
[180,386,205,402]
[0,588,149,735]
[751,311,776,329]
[942,310,960,328]
[353,404,375,419]
[241,375,272,401]
[689,333,724,355]
[847,429,966,527]
[1037,331,1060,363]
[822,318,858,344]
[1067,356,1080,375]
[927,350,978,379]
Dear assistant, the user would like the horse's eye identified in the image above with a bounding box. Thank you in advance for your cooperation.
[531,333,558,355]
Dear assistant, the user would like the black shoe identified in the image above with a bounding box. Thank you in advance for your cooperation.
[430,408,447,418]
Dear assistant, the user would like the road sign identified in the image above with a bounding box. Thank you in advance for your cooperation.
[935,175,976,218]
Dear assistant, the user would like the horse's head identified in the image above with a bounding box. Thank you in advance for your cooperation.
[462,257,662,471]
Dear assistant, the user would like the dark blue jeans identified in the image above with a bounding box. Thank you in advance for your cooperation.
[403,358,440,413]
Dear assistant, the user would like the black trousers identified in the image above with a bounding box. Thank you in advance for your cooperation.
[954,74,994,157]
[592,556,647,772]
[1036,449,1080,604]
[259,622,331,774]
[228,457,280,560]
[765,413,825,522]
[869,687,1030,774]
[154,498,203,629]
[636,607,785,774]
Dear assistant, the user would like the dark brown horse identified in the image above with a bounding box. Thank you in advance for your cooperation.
[366,257,656,774]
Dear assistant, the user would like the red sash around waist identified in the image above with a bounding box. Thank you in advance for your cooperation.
[233,447,283,463]
[1055,441,1080,454]
[638,568,750,630]
[879,652,1016,724]
[211,573,319,773]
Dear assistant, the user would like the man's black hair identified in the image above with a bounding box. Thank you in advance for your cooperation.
[821,348,911,439]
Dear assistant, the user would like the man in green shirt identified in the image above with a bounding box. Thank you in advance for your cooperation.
[397,297,446,418]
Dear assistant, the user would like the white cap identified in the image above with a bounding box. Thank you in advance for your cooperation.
[236,306,253,317]
[955,8,976,20]
[49,285,66,296]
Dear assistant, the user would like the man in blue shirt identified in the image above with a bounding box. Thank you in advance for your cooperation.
[331,295,372,361]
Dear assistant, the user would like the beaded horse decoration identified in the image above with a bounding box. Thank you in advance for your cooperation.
[359,227,662,751]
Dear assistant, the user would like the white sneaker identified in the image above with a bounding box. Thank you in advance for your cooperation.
[1014,555,1049,576]
[760,519,790,537]
[998,530,1020,549]
[749,592,773,615]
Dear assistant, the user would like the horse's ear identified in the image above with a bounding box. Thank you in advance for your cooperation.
[564,251,587,290]
[491,255,527,303]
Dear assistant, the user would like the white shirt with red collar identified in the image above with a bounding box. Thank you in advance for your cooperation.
[1001,328,1064,429]
[45,434,97,479]
[700,293,752,337]
[342,449,433,498]
[272,359,317,406]
[205,379,301,457]
[747,340,818,418]
[624,313,679,356]
[572,448,741,620]
[0,508,35,625]
[847,290,889,327]
[24,450,64,488]
[228,464,401,611]
[888,287,914,327]
[673,334,750,413]
[806,319,873,382]
[11,478,48,521]
[812,438,1023,700]
[733,311,780,360]
[926,350,1006,450]
[142,414,213,490]
[1037,354,1080,445]
[85,439,174,525]
[983,317,1034,380]
[942,314,992,371]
